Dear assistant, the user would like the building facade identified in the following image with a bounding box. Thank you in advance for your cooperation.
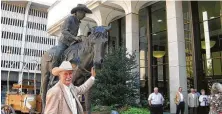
[1,1,57,104]
[47,1,222,113]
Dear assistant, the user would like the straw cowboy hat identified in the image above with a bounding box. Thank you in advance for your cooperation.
[71,4,92,14]
[52,61,73,76]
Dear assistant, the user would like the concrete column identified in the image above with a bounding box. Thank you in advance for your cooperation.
[125,13,140,104]
[125,13,139,56]
[166,1,188,113]
[18,1,32,84]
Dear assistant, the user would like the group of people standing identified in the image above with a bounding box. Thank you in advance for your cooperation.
[148,86,216,114]
[176,87,209,114]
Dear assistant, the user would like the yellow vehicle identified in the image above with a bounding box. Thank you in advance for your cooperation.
[1,61,42,114]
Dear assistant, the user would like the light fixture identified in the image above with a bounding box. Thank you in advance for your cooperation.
[157,19,162,22]
[153,51,166,58]
[201,40,216,49]
[210,16,215,19]
[153,33,157,36]
[140,79,146,87]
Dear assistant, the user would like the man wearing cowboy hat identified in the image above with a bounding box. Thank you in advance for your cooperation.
[52,4,92,69]
[44,61,96,114]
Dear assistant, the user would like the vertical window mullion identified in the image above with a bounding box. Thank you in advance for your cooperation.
[2,31,5,38]
[16,5,18,13]
[37,10,39,17]
[11,32,13,40]
[12,5,15,12]
[15,33,17,40]
[8,18,10,25]
[5,3,8,11]
[2,3,4,10]
[8,4,11,12]
[2,17,4,24]
[19,6,21,13]
[34,9,36,17]
[12,5,14,12]
[5,17,7,24]
[9,32,11,40]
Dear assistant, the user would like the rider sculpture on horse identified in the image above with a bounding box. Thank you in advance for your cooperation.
[53,4,92,69]
[41,4,110,112]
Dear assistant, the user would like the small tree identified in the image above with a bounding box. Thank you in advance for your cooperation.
[92,47,139,106]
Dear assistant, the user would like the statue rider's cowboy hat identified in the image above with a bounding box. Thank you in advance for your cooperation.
[71,4,92,14]
[52,61,73,76]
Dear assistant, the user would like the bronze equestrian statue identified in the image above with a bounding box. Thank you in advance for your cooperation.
[41,26,110,113]
[40,4,110,113]
[50,4,92,71]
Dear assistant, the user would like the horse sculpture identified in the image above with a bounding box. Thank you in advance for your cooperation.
[40,26,109,113]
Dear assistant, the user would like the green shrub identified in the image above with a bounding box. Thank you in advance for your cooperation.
[92,47,139,106]
[120,107,150,114]
[91,105,112,112]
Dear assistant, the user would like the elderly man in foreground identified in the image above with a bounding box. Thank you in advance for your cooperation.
[44,61,96,114]
[148,87,165,114]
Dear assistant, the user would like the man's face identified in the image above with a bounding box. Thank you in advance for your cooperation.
[191,89,195,93]
[76,10,86,20]
[201,91,205,95]
[154,88,158,94]
[59,70,73,86]
[179,87,182,92]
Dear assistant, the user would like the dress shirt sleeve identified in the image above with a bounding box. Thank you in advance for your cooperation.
[199,95,203,102]
[196,95,199,106]
[91,76,95,80]
[148,94,152,101]
[75,76,95,95]
[162,94,165,102]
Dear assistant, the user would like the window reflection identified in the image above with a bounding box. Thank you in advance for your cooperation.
[198,1,222,78]
[150,1,168,98]
[139,8,148,88]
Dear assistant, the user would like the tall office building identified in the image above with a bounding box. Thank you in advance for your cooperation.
[1,1,57,103]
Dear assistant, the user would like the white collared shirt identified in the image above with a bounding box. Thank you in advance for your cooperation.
[62,76,95,114]
[179,92,184,101]
[199,95,209,106]
[63,84,78,114]
[192,93,195,98]
[148,93,164,105]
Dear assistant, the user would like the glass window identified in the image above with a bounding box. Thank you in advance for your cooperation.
[139,8,148,89]
[198,1,222,78]
[198,1,221,22]
[108,17,125,49]
[139,1,168,100]
[150,2,168,97]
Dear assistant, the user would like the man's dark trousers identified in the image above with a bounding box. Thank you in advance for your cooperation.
[150,104,163,114]
[176,101,185,114]
[189,107,197,114]
[199,106,209,114]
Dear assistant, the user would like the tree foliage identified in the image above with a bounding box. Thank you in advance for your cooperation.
[92,47,139,106]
